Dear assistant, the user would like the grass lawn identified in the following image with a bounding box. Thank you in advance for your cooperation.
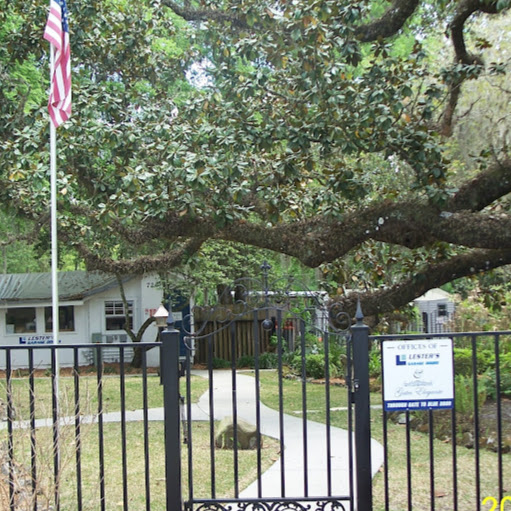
[1,420,279,511]
[1,374,209,420]
[254,370,511,511]
[4,368,509,510]
[0,372,279,511]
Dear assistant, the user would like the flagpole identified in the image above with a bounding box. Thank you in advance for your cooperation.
[45,0,71,403]
[50,112,60,385]
[48,47,61,511]
[45,1,71,505]
[47,25,60,393]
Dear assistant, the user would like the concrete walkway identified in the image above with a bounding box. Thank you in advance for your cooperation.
[189,370,384,504]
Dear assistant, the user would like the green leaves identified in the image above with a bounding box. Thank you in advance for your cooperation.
[496,0,511,11]
[1,0,508,303]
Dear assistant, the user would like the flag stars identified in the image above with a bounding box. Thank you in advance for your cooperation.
[58,0,70,32]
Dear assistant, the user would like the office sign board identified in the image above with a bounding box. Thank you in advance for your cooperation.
[19,335,61,345]
[382,338,454,412]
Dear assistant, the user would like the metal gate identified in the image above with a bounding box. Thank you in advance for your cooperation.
[159,264,374,511]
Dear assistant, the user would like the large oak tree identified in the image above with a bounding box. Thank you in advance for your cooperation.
[1,0,510,317]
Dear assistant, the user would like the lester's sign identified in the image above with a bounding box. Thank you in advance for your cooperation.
[382,338,454,412]
[19,335,61,345]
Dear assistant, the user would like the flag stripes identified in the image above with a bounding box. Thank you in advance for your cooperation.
[44,0,72,127]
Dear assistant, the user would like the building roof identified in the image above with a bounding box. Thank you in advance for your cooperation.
[414,288,453,303]
[0,271,132,305]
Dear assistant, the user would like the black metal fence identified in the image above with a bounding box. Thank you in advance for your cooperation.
[0,342,162,511]
[176,307,359,511]
[1,326,510,511]
[371,330,511,511]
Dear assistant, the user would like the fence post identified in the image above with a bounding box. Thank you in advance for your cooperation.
[160,316,183,511]
[351,300,372,511]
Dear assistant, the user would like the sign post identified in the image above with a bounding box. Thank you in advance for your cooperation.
[382,338,454,412]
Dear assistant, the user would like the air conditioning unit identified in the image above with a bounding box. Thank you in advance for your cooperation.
[91,333,102,344]
[105,334,128,343]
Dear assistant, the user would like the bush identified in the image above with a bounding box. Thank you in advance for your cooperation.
[455,374,486,415]
[304,354,326,380]
[237,355,255,368]
[212,357,231,369]
[368,348,381,378]
[290,353,339,379]
[453,348,493,376]
[481,369,511,401]
[450,289,511,333]
[327,340,346,377]
[481,352,511,400]
[258,352,279,369]
[286,334,347,379]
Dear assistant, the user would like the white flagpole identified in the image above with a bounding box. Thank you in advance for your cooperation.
[48,35,60,382]
[49,47,61,489]
[50,117,60,383]
[45,0,71,503]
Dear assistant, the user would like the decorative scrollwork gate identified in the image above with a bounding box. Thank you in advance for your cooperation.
[160,262,373,511]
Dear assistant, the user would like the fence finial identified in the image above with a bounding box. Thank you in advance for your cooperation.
[356,298,364,324]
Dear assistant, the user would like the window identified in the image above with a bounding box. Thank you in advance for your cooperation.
[45,306,75,332]
[105,300,133,331]
[438,304,448,317]
[6,308,36,334]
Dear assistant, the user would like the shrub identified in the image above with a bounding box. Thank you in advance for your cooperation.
[212,357,231,369]
[455,374,486,416]
[480,352,511,400]
[453,348,493,376]
[368,348,382,378]
[258,352,279,369]
[304,354,326,380]
[237,355,255,368]
[481,369,511,401]
[290,353,339,379]
[450,290,511,333]
[327,341,347,377]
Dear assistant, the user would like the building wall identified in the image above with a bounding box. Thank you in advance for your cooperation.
[0,274,165,369]
[0,302,88,369]
[85,274,163,367]
[415,299,456,334]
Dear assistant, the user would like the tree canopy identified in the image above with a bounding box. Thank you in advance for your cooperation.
[1,0,510,317]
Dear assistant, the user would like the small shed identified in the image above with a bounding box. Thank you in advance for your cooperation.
[413,288,455,334]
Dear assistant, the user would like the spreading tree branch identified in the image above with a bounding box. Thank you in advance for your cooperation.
[440,0,500,136]
[354,0,420,41]
[163,0,422,41]
[63,157,511,273]
[75,237,205,274]
[161,0,249,27]
[334,247,511,318]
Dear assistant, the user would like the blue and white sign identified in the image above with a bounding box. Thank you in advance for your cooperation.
[382,338,454,411]
[19,335,61,345]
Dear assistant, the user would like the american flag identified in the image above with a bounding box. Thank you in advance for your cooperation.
[44,0,72,127]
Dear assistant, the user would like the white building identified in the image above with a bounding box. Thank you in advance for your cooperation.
[0,271,179,369]
[413,288,455,334]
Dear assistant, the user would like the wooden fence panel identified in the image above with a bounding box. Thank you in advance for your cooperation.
[193,315,273,363]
